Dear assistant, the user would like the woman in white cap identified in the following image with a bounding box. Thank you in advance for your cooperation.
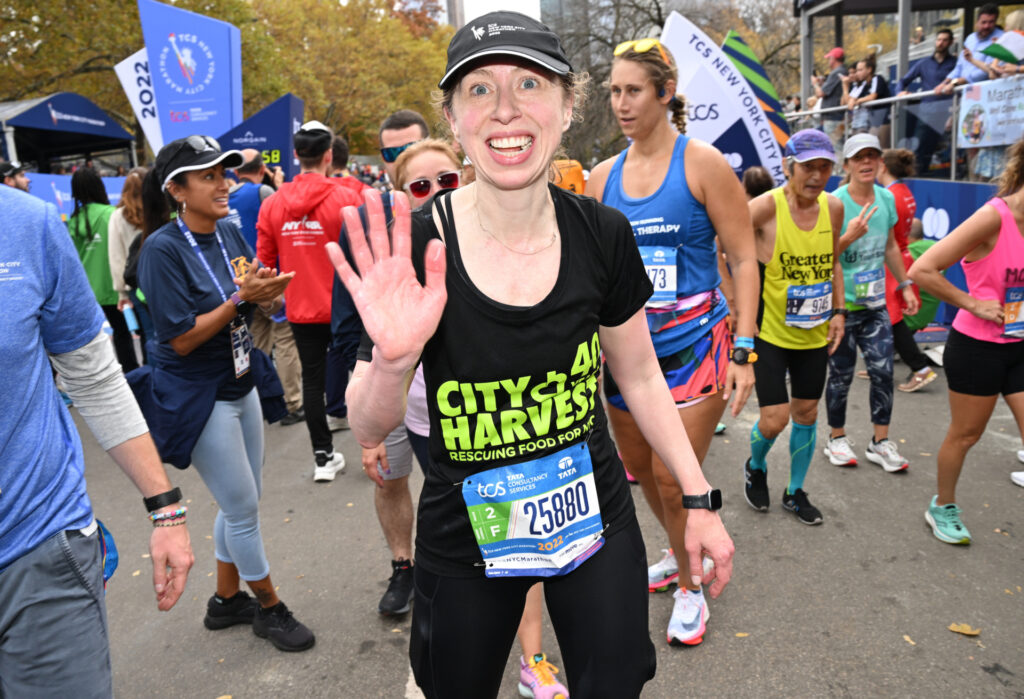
[135,135,314,652]
[823,133,918,473]
[329,12,734,698]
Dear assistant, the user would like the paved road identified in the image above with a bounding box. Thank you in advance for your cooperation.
[78,359,1023,698]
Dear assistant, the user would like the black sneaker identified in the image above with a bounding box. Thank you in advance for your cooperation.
[781,488,823,525]
[204,591,258,630]
[280,409,306,426]
[744,458,770,512]
[252,602,316,652]
[378,559,414,616]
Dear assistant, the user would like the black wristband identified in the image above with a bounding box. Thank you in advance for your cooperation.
[144,487,182,513]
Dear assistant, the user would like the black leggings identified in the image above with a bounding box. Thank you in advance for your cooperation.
[892,319,929,373]
[101,305,138,372]
[410,521,656,699]
[290,322,332,453]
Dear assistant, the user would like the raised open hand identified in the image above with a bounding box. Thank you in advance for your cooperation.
[326,189,447,371]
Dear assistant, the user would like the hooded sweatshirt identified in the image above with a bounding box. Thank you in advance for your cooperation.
[68,202,118,306]
[256,172,362,324]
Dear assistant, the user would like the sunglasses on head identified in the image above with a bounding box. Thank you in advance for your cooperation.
[613,38,670,65]
[380,140,422,163]
[172,135,221,158]
[404,171,460,198]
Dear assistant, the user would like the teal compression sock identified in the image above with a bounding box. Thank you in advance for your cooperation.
[749,421,776,472]
[788,420,817,493]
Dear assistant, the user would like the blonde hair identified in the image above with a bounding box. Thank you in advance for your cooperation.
[612,44,687,134]
[1005,9,1024,31]
[997,136,1024,197]
[118,166,149,228]
[394,139,461,192]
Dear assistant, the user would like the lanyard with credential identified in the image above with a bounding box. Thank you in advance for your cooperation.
[175,217,238,303]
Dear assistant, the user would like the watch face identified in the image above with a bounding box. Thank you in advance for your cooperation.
[732,348,749,364]
[709,489,723,510]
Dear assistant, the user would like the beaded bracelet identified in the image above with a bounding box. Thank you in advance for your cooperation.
[149,506,188,523]
[154,518,187,527]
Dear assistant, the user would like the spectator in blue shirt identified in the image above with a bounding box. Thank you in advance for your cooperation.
[896,28,958,177]
[936,4,1004,93]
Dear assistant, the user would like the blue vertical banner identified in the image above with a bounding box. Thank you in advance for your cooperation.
[137,0,243,143]
[219,94,305,181]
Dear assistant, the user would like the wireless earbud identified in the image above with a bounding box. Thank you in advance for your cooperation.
[658,88,666,98]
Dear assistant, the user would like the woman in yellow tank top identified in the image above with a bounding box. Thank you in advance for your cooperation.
[743,130,846,525]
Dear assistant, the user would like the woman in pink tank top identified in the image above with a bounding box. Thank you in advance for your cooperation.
[910,137,1024,545]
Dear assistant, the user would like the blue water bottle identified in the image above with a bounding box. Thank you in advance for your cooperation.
[123,306,139,334]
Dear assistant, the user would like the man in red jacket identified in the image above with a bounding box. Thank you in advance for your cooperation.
[257,121,363,481]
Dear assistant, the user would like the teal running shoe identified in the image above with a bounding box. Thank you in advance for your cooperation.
[925,496,971,545]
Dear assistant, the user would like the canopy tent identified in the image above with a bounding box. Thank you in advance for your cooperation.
[0,92,135,171]
[794,0,982,106]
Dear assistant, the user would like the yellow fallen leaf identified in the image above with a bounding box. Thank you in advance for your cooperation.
[948,623,981,636]
[296,574,304,579]
[1005,589,1013,595]
[207,572,213,577]
[283,517,291,523]
[899,438,906,444]
[215,695,232,699]
[132,570,141,577]
[392,628,402,633]
[347,502,354,507]
[735,632,749,638]
[186,499,192,504]
[723,439,730,444]
[919,452,932,457]
[984,503,990,508]
[206,535,213,539]
[1017,586,1022,592]
[218,659,224,663]
[141,554,150,559]
[995,528,1002,533]
[903,635,916,646]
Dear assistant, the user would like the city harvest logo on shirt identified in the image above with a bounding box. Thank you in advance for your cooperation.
[158,32,215,96]
[630,216,681,236]
[436,333,602,463]
[230,256,252,278]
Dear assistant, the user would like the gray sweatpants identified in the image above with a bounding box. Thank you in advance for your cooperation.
[0,528,112,698]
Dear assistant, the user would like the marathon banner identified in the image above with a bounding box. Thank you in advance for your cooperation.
[137,0,243,144]
[219,94,305,181]
[27,174,127,222]
[114,48,165,152]
[957,76,1024,149]
[661,12,786,185]
[720,31,790,154]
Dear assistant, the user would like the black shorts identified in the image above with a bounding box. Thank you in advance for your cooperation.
[944,328,1024,396]
[753,338,829,407]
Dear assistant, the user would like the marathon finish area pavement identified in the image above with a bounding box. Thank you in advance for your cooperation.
[80,359,1022,698]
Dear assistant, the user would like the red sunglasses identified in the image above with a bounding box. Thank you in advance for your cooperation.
[404,171,460,198]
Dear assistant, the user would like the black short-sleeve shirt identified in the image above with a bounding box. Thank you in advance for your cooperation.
[365,184,652,576]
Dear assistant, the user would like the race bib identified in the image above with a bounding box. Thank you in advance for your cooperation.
[853,269,886,308]
[462,442,604,578]
[640,246,677,307]
[1005,287,1024,338]
[785,281,832,328]
[230,321,253,378]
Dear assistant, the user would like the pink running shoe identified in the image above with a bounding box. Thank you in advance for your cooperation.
[518,653,569,699]
[619,451,638,484]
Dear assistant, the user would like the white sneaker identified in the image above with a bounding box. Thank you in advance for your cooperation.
[865,439,909,473]
[666,587,709,646]
[824,436,858,467]
[313,450,346,481]
[647,548,678,592]
[1016,449,1024,464]
[327,415,350,431]
[1012,471,1024,487]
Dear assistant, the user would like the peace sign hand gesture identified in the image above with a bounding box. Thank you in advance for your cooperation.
[844,202,878,243]
[326,189,447,373]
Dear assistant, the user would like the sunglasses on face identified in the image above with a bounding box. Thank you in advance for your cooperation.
[380,140,422,163]
[613,38,670,65]
[404,171,460,198]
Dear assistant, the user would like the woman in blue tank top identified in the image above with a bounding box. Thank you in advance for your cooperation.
[586,39,759,646]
